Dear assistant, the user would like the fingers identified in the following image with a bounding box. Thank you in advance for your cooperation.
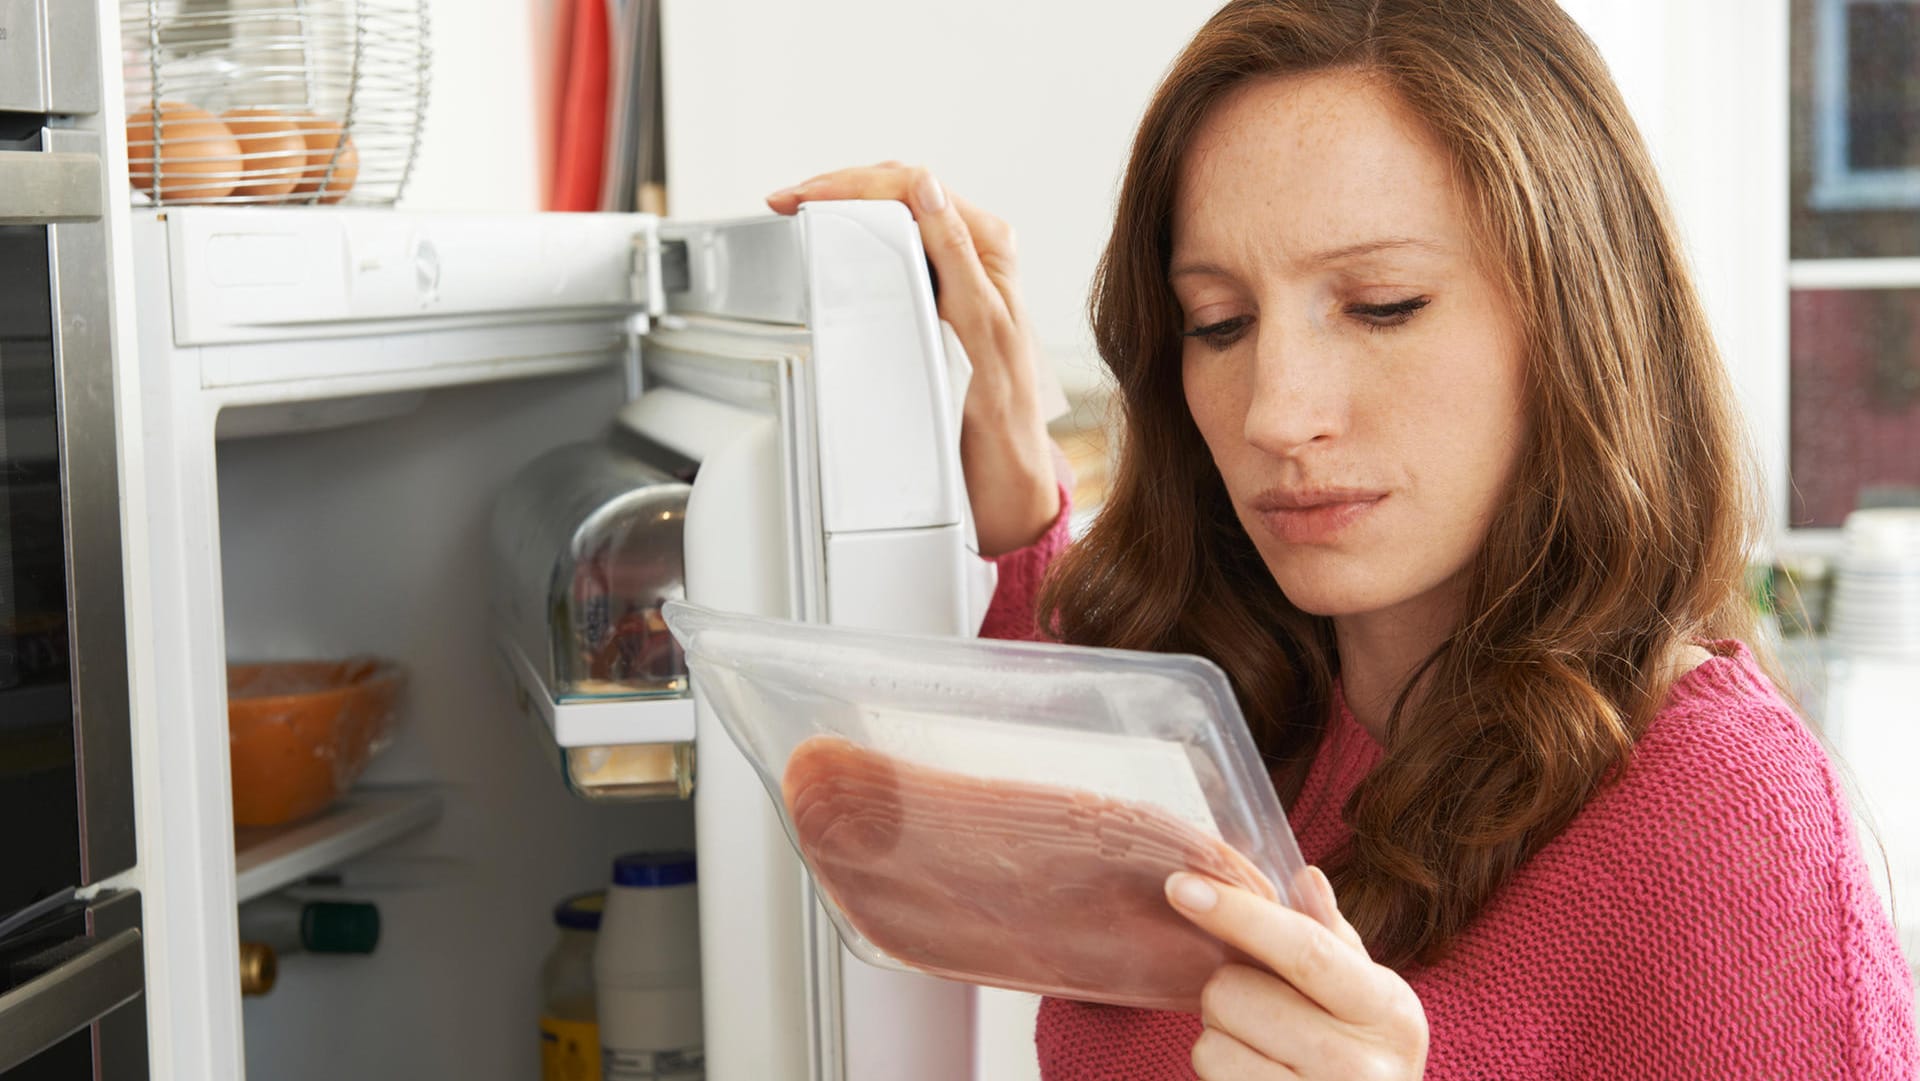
[765,163,914,213]
[1295,865,1367,954]
[1202,964,1402,1078]
[766,164,1019,276]
[901,172,1017,341]
[1191,1023,1302,1081]
[1167,872,1399,1027]
[767,165,1011,336]
[760,161,1064,557]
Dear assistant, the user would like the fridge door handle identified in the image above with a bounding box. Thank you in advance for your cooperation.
[0,927,144,1072]
[0,149,104,224]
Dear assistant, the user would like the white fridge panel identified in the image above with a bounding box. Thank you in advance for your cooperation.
[161,208,655,346]
[800,202,962,538]
[681,408,813,1081]
[197,321,625,393]
[658,203,964,538]
[821,527,978,1081]
[824,526,970,636]
[663,214,810,324]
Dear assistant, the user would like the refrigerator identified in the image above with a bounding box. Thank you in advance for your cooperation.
[117,200,1042,1080]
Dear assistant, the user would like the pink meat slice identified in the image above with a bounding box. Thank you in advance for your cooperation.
[780,734,1278,1012]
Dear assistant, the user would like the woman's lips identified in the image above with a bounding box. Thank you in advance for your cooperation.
[1253,494,1386,544]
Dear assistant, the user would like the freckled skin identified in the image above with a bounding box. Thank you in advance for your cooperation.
[1174,70,1529,654]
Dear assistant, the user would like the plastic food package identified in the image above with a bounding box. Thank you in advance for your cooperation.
[661,602,1306,1012]
[227,658,405,827]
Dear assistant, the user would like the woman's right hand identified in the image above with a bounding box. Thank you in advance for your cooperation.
[766,164,1062,557]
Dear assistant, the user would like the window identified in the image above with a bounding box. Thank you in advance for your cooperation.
[1807,0,1920,211]
[1789,0,1920,529]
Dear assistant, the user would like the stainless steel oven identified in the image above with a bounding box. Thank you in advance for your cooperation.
[0,0,147,1076]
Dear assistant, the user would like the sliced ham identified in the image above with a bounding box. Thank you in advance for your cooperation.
[780,734,1277,1012]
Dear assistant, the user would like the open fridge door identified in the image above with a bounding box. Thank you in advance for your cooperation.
[126,197,1003,1081]
[618,201,981,1081]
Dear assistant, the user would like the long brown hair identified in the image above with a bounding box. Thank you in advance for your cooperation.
[1041,0,1761,968]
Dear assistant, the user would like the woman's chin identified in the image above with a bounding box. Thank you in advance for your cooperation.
[1267,561,1420,619]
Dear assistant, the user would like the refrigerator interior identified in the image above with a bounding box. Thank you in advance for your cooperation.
[213,368,695,1079]
[116,200,1053,1081]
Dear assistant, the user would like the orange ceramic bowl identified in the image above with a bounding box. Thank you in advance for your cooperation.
[227,658,405,828]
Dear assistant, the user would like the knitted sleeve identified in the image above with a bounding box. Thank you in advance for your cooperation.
[1596,668,1918,1078]
[977,484,1072,643]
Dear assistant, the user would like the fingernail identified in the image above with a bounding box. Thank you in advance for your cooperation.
[1312,866,1335,905]
[914,171,947,213]
[767,182,807,200]
[1168,873,1218,913]
[1304,866,1342,926]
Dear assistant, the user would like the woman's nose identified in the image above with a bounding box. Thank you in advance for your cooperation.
[1241,324,1346,457]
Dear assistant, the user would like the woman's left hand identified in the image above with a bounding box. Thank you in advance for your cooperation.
[1167,867,1429,1080]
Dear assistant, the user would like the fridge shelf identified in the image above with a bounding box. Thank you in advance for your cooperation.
[233,786,443,903]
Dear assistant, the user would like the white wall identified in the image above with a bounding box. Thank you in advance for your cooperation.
[659,1,1224,399]
[405,0,1213,398]
[397,0,551,211]
[1558,0,1791,536]
[399,0,1790,467]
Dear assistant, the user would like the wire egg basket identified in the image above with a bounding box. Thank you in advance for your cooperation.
[121,0,430,207]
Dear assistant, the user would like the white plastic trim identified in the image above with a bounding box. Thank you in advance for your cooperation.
[502,637,696,747]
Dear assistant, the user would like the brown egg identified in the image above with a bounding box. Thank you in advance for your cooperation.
[126,102,241,203]
[220,107,308,201]
[289,115,360,203]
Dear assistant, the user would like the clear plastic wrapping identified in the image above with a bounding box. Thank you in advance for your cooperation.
[489,440,695,801]
[226,657,405,827]
[662,601,1306,1012]
[491,442,691,704]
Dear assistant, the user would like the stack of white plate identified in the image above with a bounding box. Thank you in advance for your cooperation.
[1829,509,1920,658]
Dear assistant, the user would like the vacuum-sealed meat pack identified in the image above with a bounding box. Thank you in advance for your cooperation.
[661,601,1308,1012]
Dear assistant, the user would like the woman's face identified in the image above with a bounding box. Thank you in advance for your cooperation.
[1174,69,1528,624]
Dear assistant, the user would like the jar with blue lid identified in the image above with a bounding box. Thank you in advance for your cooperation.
[595,852,703,1080]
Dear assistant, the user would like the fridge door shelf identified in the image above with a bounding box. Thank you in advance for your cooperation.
[490,439,693,716]
[500,636,696,802]
[501,636,696,748]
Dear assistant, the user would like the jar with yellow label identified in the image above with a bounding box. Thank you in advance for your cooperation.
[542,891,605,1081]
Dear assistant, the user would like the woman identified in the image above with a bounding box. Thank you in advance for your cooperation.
[769,0,1919,1077]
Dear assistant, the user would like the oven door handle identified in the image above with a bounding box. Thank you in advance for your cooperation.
[0,150,104,225]
[0,927,143,1072]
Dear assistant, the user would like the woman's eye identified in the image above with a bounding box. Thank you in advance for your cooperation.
[1182,315,1252,348]
[1346,296,1430,329]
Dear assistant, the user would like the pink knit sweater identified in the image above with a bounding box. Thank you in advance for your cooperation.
[982,504,1919,1079]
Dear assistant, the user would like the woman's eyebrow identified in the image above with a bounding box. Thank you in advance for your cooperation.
[1168,260,1234,283]
[1169,236,1448,282]
[1303,236,1448,265]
